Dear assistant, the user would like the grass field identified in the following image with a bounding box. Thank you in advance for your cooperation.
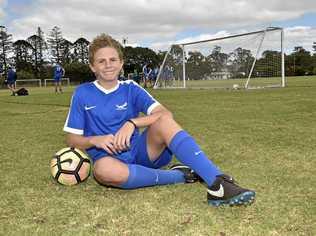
[0,76,315,235]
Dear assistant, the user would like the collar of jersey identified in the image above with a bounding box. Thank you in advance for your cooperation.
[93,80,119,94]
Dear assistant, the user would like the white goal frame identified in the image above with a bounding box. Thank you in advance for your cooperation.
[154,27,285,89]
[44,78,70,87]
[15,79,42,87]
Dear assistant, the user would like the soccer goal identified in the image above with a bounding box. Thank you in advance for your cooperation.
[44,78,70,87]
[15,79,42,87]
[154,27,285,90]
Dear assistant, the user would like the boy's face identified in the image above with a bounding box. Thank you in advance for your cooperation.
[89,47,123,82]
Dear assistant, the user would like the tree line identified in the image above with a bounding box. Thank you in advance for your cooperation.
[1,25,316,85]
[0,26,163,84]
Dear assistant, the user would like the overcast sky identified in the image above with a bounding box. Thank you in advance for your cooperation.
[1,0,316,53]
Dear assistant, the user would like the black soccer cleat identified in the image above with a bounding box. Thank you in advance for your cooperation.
[169,164,201,183]
[207,174,255,207]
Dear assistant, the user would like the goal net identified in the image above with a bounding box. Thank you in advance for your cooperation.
[15,79,42,87]
[154,27,285,90]
[44,78,70,87]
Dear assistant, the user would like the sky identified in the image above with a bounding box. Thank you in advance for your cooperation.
[0,0,316,53]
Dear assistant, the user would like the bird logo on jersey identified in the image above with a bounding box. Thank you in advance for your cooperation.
[116,102,128,110]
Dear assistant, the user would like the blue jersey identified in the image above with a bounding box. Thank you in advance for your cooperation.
[142,65,152,77]
[63,80,160,158]
[54,65,63,78]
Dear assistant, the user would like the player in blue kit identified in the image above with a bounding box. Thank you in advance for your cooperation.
[63,34,255,206]
[53,63,65,93]
[142,63,152,88]
[7,67,17,96]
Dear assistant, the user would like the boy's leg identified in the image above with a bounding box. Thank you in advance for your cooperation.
[7,84,15,95]
[54,81,58,93]
[146,113,255,206]
[58,81,63,93]
[146,113,221,186]
[93,156,186,189]
[94,130,200,189]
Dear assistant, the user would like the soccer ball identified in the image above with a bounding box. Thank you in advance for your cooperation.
[50,147,91,186]
[232,84,240,90]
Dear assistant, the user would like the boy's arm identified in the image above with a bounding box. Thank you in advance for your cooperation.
[129,104,172,128]
[66,133,118,155]
[113,104,172,151]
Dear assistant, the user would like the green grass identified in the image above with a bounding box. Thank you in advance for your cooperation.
[0,76,315,235]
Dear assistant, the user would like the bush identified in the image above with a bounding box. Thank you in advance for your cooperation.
[64,63,95,83]
[16,70,36,80]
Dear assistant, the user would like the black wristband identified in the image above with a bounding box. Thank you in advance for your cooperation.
[127,119,137,129]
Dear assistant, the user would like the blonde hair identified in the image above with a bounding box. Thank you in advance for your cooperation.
[88,34,123,64]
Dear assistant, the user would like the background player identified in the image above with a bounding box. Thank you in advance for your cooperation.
[7,66,17,96]
[53,63,65,93]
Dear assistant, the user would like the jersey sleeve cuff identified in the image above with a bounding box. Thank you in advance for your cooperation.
[147,102,160,115]
[63,126,84,135]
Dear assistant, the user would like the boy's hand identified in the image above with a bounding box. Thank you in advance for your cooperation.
[113,121,135,152]
[89,134,118,155]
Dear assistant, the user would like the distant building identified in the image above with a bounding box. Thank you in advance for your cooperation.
[209,72,232,80]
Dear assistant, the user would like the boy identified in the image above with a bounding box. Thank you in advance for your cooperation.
[53,63,65,93]
[7,67,17,96]
[63,34,255,206]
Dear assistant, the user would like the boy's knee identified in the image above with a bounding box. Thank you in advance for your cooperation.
[93,157,129,187]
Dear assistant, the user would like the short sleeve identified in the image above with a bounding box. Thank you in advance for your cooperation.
[132,82,160,115]
[63,89,85,135]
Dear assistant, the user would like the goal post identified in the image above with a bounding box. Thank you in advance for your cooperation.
[154,27,285,90]
[15,79,42,87]
[44,78,70,87]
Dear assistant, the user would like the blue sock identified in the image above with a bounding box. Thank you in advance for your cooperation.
[169,130,222,186]
[119,164,185,189]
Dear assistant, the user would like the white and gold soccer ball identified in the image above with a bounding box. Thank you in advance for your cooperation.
[233,84,240,90]
[50,147,91,186]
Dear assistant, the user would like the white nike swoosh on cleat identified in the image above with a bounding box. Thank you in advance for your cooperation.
[207,184,224,197]
[194,151,203,156]
[84,105,96,110]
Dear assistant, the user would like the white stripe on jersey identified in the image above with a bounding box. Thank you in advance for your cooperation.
[147,102,161,115]
[63,95,84,135]
[63,126,84,135]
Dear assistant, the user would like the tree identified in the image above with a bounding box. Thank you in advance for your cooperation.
[47,26,64,64]
[60,39,73,64]
[27,27,47,78]
[123,46,159,74]
[73,37,89,64]
[229,47,254,78]
[163,45,183,82]
[0,26,13,74]
[206,45,229,73]
[290,46,313,75]
[13,39,33,71]
[157,50,166,64]
[186,51,207,80]
[254,50,282,77]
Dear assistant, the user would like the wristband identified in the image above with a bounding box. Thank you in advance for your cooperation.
[127,119,137,129]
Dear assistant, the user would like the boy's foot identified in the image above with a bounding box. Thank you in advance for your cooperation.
[207,174,255,207]
[169,164,201,183]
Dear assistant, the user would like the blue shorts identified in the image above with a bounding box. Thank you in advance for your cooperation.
[88,129,173,169]
[7,80,15,85]
[54,76,62,82]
